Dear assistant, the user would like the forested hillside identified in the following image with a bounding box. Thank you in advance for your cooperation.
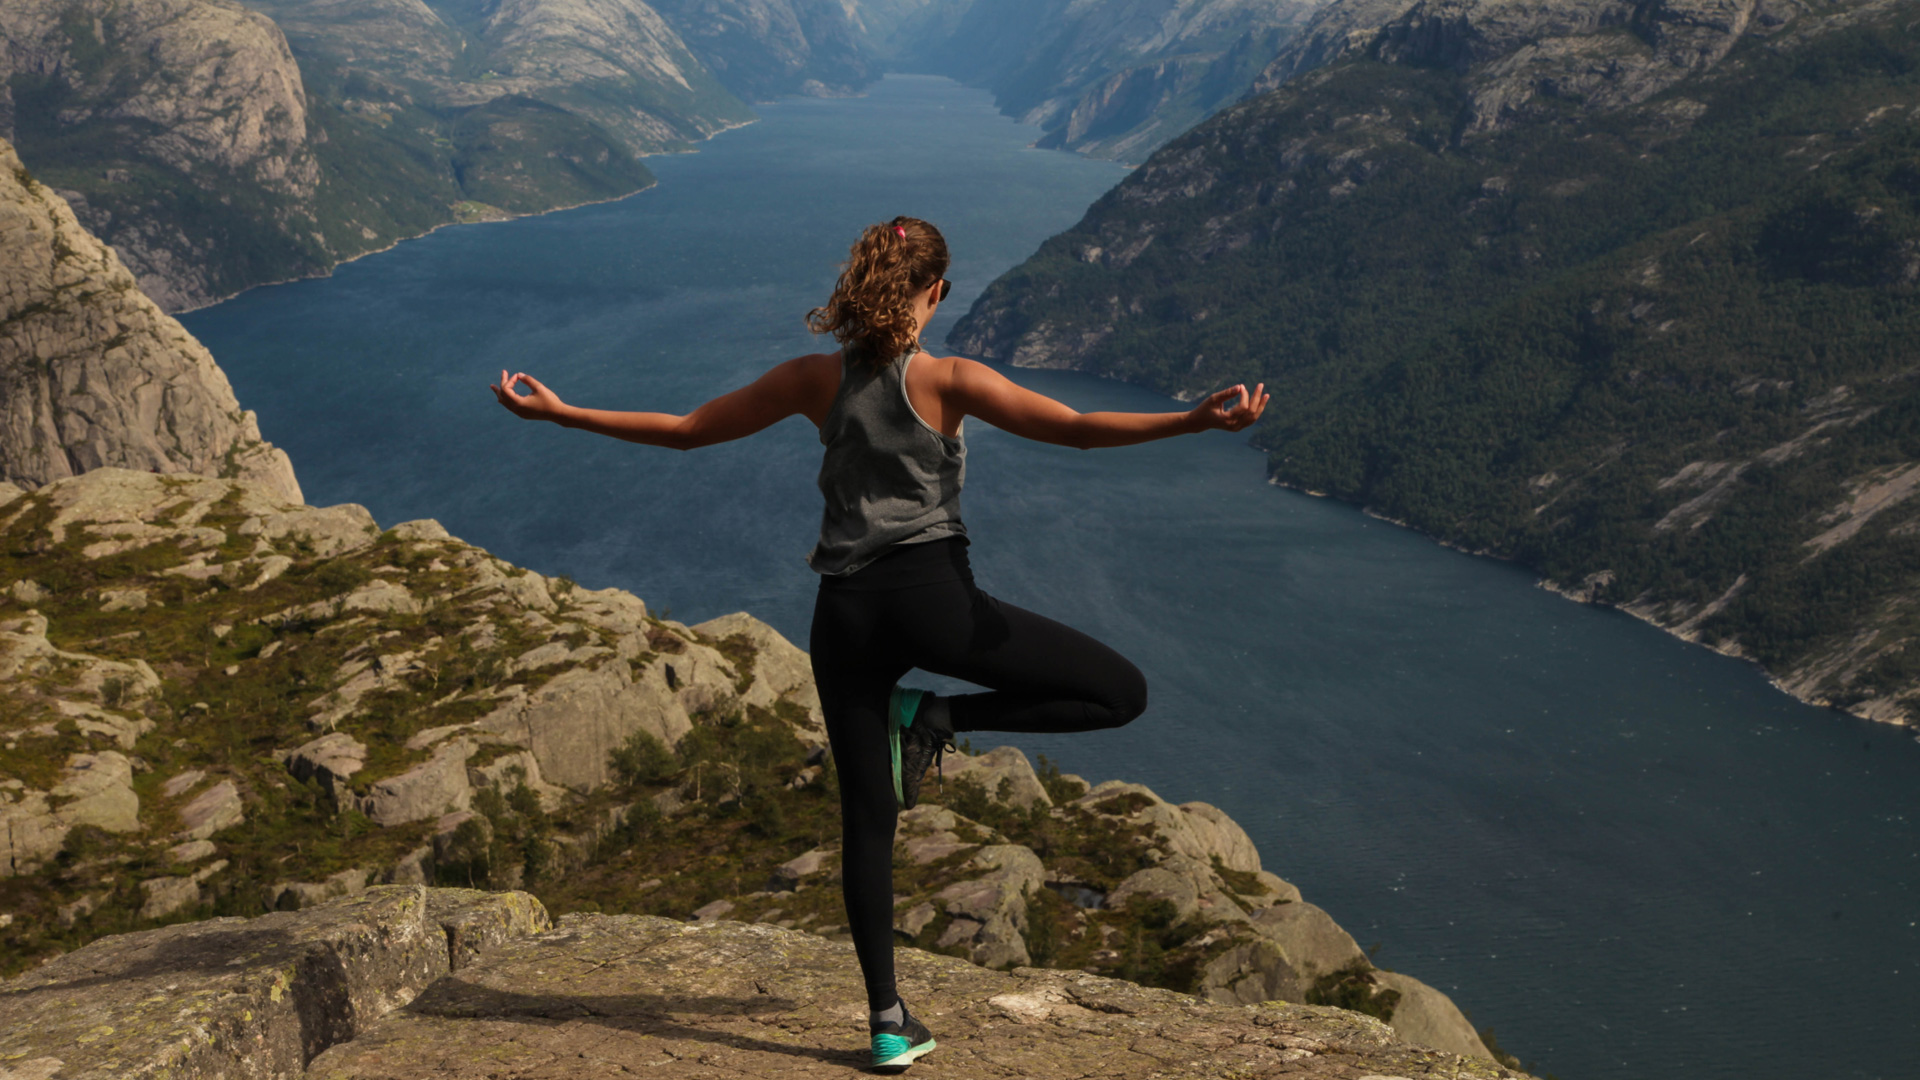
[953,0,1920,727]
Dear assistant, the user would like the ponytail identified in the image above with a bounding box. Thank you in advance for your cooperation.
[807,216,950,366]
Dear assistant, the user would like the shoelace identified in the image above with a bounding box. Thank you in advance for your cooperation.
[933,737,956,794]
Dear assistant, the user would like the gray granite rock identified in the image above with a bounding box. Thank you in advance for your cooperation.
[283,731,368,801]
[1373,968,1495,1059]
[0,886,551,1080]
[300,913,1529,1080]
[0,140,301,499]
[359,741,473,827]
[174,778,243,840]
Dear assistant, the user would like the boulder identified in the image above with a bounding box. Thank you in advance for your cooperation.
[427,887,551,972]
[388,519,454,542]
[1373,969,1495,1060]
[466,749,566,810]
[167,839,215,864]
[934,745,1053,809]
[283,732,367,800]
[50,750,140,833]
[138,859,227,920]
[472,662,697,792]
[689,611,826,736]
[360,742,473,826]
[933,844,1044,968]
[1179,799,1264,874]
[174,779,243,840]
[1250,900,1369,980]
[897,803,976,865]
[161,769,206,798]
[1106,865,1201,921]
[267,867,369,912]
[767,846,833,892]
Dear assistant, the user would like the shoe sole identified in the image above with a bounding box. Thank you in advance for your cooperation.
[872,1037,937,1072]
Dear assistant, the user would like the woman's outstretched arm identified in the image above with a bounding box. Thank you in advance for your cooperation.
[942,357,1267,448]
[489,354,839,450]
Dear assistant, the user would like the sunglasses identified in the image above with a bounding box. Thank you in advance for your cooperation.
[933,279,951,303]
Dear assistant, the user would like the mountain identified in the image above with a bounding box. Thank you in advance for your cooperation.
[912,0,1323,162]
[0,138,301,501]
[647,0,880,100]
[951,0,1920,729]
[0,0,752,311]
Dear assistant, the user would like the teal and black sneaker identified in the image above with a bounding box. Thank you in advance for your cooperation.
[887,686,954,811]
[870,1006,937,1073]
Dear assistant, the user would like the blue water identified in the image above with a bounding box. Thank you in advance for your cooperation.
[182,75,1920,1079]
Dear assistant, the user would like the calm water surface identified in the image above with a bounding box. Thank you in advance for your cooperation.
[182,75,1920,1080]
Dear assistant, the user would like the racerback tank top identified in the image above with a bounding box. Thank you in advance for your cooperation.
[808,345,967,576]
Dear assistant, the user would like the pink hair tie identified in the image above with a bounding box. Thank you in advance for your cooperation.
[893,225,906,238]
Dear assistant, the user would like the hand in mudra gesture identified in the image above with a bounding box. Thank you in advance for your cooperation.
[491,370,566,422]
[1190,382,1269,432]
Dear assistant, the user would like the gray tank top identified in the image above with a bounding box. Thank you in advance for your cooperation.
[808,345,967,576]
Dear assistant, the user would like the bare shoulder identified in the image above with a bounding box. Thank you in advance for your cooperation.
[783,351,844,380]
[921,352,994,387]
[782,350,844,425]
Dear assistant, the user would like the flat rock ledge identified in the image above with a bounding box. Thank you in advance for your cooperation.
[1,888,1528,1080]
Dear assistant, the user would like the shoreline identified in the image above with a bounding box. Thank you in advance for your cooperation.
[167,115,762,318]
[1267,476,1918,735]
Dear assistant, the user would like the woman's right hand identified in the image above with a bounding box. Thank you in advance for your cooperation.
[491,370,567,423]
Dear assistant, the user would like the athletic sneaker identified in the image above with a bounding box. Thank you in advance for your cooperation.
[870,1005,938,1072]
[888,686,954,811]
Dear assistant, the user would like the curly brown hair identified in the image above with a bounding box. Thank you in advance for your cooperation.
[807,216,950,366]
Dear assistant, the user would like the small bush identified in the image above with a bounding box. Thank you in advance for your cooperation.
[608,729,676,787]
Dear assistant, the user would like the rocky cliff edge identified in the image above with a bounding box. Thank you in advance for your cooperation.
[0,885,1531,1080]
[0,140,301,503]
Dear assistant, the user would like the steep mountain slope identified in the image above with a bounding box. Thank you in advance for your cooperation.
[953,0,1920,727]
[914,0,1323,162]
[1,140,301,502]
[648,0,879,100]
[0,0,748,311]
[0,0,327,311]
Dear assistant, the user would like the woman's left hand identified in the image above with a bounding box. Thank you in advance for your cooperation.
[1191,382,1269,432]
[491,370,567,423]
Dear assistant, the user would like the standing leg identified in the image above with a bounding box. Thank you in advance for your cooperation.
[810,585,911,1013]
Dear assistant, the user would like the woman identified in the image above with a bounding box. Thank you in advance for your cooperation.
[490,216,1266,1072]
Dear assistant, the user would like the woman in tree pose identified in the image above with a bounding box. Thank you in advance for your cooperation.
[490,216,1266,1072]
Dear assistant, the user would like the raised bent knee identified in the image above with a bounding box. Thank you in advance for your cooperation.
[1097,661,1148,729]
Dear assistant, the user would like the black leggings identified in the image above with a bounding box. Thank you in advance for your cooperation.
[808,538,1147,1011]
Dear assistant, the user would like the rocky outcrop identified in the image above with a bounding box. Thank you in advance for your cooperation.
[0,0,322,310]
[1257,0,1781,131]
[0,140,302,501]
[0,465,822,943]
[0,464,1502,1064]
[0,886,550,1080]
[0,886,1526,1080]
